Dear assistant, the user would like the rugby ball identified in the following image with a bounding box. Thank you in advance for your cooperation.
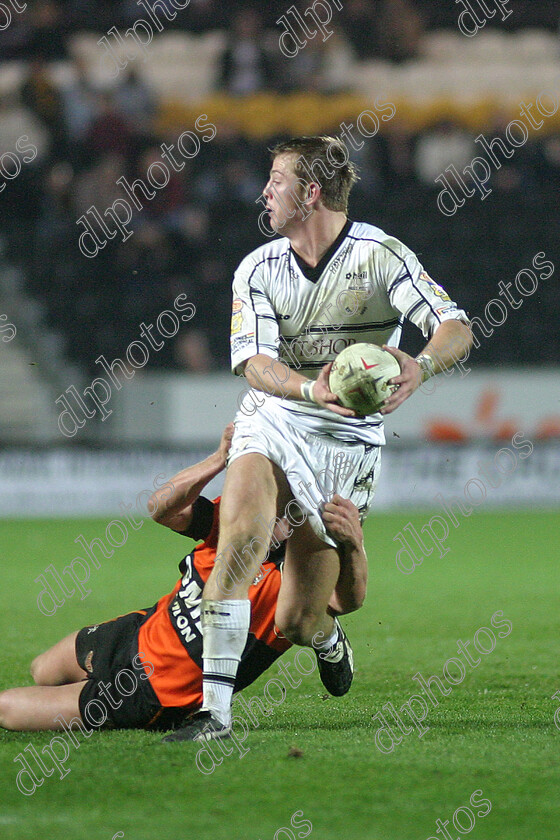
[329,343,400,415]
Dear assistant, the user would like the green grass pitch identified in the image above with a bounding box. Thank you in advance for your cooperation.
[1,510,559,839]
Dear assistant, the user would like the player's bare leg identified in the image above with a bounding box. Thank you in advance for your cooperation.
[198,453,291,731]
[0,682,84,731]
[30,631,86,686]
[276,518,354,695]
[276,519,340,646]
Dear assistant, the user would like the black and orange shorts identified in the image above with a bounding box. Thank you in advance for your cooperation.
[76,610,190,732]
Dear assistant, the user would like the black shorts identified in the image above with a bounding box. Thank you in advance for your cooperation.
[76,611,190,732]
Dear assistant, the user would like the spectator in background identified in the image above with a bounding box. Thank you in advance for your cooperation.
[27,0,67,60]
[182,256,231,369]
[65,0,126,30]
[341,0,380,60]
[377,0,424,63]
[61,56,98,144]
[369,119,417,200]
[0,91,50,165]
[20,59,66,155]
[83,91,134,158]
[0,6,33,61]
[414,119,475,188]
[114,67,157,137]
[32,162,79,303]
[174,330,213,372]
[534,133,560,188]
[279,33,329,92]
[72,152,127,219]
[183,0,229,33]
[134,145,186,224]
[218,8,276,96]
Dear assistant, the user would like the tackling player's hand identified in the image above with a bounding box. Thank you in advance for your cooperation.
[379,346,422,415]
[314,363,357,418]
[217,422,235,464]
[322,494,363,549]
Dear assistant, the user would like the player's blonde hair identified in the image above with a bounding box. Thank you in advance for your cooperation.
[270,135,359,213]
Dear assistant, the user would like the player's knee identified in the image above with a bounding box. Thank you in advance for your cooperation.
[0,689,20,730]
[30,653,52,685]
[276,608,322,646]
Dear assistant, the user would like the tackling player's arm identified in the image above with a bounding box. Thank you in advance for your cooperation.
[321,495,368,615]
[241,354,356,418]
[148,424,233,532]
[381,319,473,414]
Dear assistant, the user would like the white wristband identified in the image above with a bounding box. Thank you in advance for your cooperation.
[300,380,317,403]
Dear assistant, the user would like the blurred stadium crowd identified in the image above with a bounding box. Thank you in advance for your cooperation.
[0,0,559,375]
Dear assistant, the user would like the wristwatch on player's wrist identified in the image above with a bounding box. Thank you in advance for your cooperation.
[415,353,436,383]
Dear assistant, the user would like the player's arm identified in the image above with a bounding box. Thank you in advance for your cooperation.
[381,242,473,415]
[147,424,233,532]
[241,354,356,418]
[321,495,368,615]
[381,319,473,414]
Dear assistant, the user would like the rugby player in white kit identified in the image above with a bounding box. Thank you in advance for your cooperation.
[173,135,473,742]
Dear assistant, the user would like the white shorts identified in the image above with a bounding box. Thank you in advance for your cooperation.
[228,398,381,547]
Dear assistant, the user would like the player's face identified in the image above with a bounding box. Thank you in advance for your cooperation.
[262,154,308,233]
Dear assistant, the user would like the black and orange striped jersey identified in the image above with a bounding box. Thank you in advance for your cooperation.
[137,497,291,710]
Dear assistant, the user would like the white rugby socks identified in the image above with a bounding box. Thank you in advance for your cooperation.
[315,620,339,653]
[201,599,251,727]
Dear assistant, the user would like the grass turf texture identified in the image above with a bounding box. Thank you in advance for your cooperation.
[0,511,559,840]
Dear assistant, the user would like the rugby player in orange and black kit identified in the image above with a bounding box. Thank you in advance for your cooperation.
[0,425,367,736]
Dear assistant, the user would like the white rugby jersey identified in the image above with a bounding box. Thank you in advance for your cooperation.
[231,219,469,445]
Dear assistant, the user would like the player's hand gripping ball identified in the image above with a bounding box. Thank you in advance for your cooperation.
[329,342,401,415]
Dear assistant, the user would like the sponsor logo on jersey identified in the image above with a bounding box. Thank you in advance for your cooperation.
[436,305,456,315]
[288,336,357,359]
[232,298,243,312]
[329,243,352,273]
[346,271,368,280]
[278,314,291,320]
[420,271,451,301]
[231,312,243,334]
[232,334,254,353]
[169,555,203,645]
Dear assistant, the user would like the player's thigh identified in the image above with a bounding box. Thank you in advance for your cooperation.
[275,517,340,637]
[30,631,86,686]
[206,454,294,598]
[0,682,84,731]
[219,453,291,533]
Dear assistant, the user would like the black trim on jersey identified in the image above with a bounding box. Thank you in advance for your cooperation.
[346,233,442,324]
[290,218,353,283]
[406,300,424,319]
[244,254,284,354]
[282,405,383,427]
[387,273,408,295]
[179,496,215,541]
[290,361,339,369]
[293,318,401,337]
